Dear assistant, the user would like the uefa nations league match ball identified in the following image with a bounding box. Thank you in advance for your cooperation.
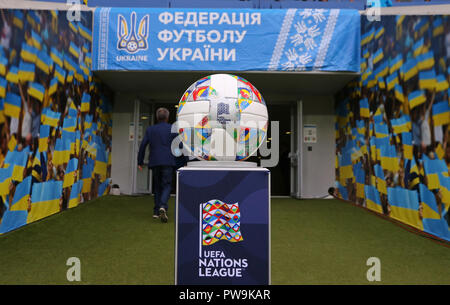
[176,74,269,161]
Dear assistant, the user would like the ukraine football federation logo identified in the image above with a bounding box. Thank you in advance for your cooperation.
[117,12,149,54]
[201,199,243,246]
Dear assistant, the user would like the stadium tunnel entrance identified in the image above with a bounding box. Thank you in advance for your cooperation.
[96,70,356,197]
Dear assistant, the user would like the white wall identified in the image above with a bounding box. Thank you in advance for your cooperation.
[300,95,335,198]
[111,93,136,195]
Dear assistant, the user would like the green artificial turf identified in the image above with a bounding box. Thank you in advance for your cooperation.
[0,196,448,285]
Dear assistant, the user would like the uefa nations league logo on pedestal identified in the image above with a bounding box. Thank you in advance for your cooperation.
[117,11,149,54]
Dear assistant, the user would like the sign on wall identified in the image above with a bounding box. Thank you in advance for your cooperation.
[303,124,317,143]
[93,8,360,72]
[176,168,270,285]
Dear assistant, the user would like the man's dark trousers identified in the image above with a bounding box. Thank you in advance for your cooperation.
[152,165,173,215]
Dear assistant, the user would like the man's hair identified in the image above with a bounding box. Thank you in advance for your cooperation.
[156,107,169,122]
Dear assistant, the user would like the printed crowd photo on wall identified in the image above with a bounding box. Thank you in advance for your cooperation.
[0,9,113,234]
[335,15,450,242]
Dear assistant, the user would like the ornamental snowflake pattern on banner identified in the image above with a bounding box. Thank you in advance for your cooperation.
[281,9,339,71]
[202,199,243,246]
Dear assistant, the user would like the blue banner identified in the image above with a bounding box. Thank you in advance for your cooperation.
[93,8,360,72]
[176,168,270,285]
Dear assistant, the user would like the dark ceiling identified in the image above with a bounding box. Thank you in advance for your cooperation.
[95,70,358,104]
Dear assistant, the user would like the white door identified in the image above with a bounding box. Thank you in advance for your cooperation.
[131,100,153,194]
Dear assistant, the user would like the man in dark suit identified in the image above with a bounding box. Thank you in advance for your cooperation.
[138,107,176,223]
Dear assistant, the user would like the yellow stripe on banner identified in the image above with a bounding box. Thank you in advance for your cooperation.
[376,177,387,195]
[4,104,21,119]
[340,165,353,180]
[10,195,29,211]
[403,144,413,160]
[427,173,440,190]
[38,137,48,153]
[68,196,79,209]
[366,199,383,214]
[435,143,445,159]
[63,171,76,188]
[8,136,16,152]
[0,178,11,196]
[419,78,436,90]
[27,199,60,223]
[12,165,25,182]
[94,161,107,177]
[360,108,370,118]
[356,183,365,198]
[421,202,441,220]
[433,112,450,126]
[389,205,424,231]
[43,116,59,127]
[81,102,90,112]
[440,186,450,208]
[82,178,91,193]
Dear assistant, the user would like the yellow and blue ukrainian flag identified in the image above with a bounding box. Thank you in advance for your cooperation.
[18,61,35,82]
[69,42,80,59]
[53,138,71,166]
[28,82,45,102]
[94,146,108,179]
[380,144,399,173]
[432,101,450,126]
[412,38,424,58]
[48,77,58,96]
[10,176,31,211]
[30,31,42,50]
[69,180,83,208]
[373,48,384,65]
[13,11,24,29]
[63,117,77,133]
[419,183,450,241]
[361,27,374,46]
[374,164,387,195]
[417,51,434,71]
[408,90,426,109]
[401,58,418,81]
[20,43,38,63]
[435,74,449,92]
[4,92,21,118]
[50,48,63,68]
[81,93,90,112]
[0,56,8,76]
[359,98,369,118]
[36,50,52,75]
[63,158,78,188]
[423,155,448,190]
[0,76,6,98]
[391,115,410,134]
[389,54,403,74]
[6,66,19,84]
[402,132,413,160]
[54,65,66,84]
[81,158,94,194]
[432,17,444,37]
[386,72,398,91]
[374,122,389,138]
[27,180,63,223]
[394,84,404,103]
[387,187,423,230]
[78,23,92,42]
[0,166,13,196]
[42,108,60,127]
[418,70,436,90]
[364,185,383,214]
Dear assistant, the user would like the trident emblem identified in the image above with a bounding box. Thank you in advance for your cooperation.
[117,12,149,54]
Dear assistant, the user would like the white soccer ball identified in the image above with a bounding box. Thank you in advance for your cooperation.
[176,74,268,161]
